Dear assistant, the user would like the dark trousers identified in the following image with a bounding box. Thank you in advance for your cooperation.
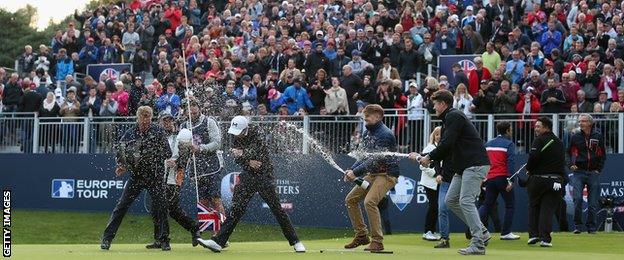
[554,189,570,232]
[102,175,170,242]
[152,184,197,240]
[479,176,515,235]
[527,176,560,243]
[424,186,438,233]
[212,172,299,246]
[571,171,600,232]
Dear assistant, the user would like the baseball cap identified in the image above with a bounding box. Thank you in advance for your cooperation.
[241,75,251,81]
[67,86,77,93]
[316,30,324,36]
[409,81,418,88]
[466,6,473,11]
[480,79,489,84]
[158,110,174,120]
[228,116,250,136]
[176,128,193,143]
[351,50,361,56]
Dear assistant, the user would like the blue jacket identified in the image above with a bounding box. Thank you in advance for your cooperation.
[156,93,181,116]
[269,95,286,113]
[55,58,74,81]
[350,121,400,177]
[79,45,99,65]
[234,85,259,108]
[282,85,314,114]
[539,30,562,55]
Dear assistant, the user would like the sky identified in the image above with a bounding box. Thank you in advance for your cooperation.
[0,0,92,30]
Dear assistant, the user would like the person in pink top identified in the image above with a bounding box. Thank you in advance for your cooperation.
[112,81,130,116]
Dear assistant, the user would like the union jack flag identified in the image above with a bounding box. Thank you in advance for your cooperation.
[99,68,119,82]
[458,59,476,72]
[197,202,225,233]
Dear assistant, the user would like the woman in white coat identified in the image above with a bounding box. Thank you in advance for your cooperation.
[420,126,441,241]
[452,83,474,118]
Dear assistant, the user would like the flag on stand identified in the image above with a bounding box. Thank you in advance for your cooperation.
[197,202,225,233]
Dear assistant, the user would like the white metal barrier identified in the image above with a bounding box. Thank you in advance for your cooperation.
[1,111,623,155]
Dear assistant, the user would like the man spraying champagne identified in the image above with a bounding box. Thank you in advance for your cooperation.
[343,104,399,252]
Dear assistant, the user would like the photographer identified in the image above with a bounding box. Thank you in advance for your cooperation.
[568,113,606,234]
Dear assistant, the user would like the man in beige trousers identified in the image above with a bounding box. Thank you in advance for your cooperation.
[344,104,399,252]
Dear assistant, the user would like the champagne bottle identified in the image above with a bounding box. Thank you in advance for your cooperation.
[353,177,370,189]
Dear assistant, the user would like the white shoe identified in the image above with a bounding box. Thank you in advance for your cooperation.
[197,238,222,253]
[424,231,439,241]
[294,241,306,253]
[500,233,521,240]
[540,241,553,247]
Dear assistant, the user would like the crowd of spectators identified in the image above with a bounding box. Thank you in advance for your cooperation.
[1,0,624,152]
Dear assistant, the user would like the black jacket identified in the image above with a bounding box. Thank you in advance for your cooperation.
[117,123,172,178]
[2,82,23,106]
[428,108,490,173]
[568,128,606,172]
[339,73,363,114]
[19,91,43,113]
[526,131,566,176]
[232,126,274,175]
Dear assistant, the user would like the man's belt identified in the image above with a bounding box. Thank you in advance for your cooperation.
[534,174,562,179]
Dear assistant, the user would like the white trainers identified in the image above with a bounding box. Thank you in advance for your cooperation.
[500,233,521,240]
[294,241,306,253]
[423,231,439,241]
[540,241,553,247]
[197,238,222,253]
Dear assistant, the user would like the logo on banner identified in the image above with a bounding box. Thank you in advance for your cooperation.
[458,59,476,72]
[389,175,416,211]
[51,179,75,198]
[99,68,120,81]
[220,172,241,209]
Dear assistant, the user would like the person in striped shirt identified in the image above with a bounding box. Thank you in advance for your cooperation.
[479,122,521,240]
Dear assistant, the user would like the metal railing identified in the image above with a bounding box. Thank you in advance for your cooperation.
[1,110,623,155]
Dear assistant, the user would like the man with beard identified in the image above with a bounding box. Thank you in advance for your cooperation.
[305,42,330,80]
[197,116,306,253]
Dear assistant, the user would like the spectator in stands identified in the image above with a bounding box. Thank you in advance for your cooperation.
[576,90,594,113]
[79,38,99,68]
[98,38,118,64]
[482,42,501,74]
[540,78,566,113]
[598,64,618,101]
[398,38,419,81]
[305,42,331,81]
[234,75,258,109]
[596,91,613,112]
[80,87,101,118]
[1,73,22,112]
[493,80,517,114]
[473,80,496,115]
[324,76,349,115]
[506,50,525,85]
[268,89,285,114]
[19,45,37,77]
[417,32,439,71]
[435,24,457,55]
[376,57,400,83]
[112,81,130,117]
[55,49,74,83]
[128,77,146,116]
[468,57,492,97]
[453,83,474,119]
[59,87,81,153]
[156,83,181,117]
[540,21,563,56]
[340,65,363,115]
[283,78,314,115]
[331,47,351,78]
[348,50,373,77]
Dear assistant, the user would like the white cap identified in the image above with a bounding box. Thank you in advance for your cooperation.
[316,30,324,36]
[228,116,249,136]
[176,128,193,143]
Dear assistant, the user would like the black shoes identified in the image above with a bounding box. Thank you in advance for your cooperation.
[145,241,161,249]
[192,230,202,247]
[434,239,450,248]
[100,240,111,250]
[161,241,171,251]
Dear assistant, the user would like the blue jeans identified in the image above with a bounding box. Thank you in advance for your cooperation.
[571,170,600,232]
[438,181,450,239]
[478,176,515,235]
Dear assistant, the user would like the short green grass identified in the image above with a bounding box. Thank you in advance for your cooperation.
[8,210,624,260]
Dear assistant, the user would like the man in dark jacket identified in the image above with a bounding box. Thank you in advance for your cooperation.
[339,65,363,115]
[525,116,566,247]
[331,48,351,78]
[344,104,398,252]
[398,38,419,81]
[568,114,606,234]
[540,78,566,113]
[198,116,305,253]
[417,90,491,255]
[18,84,42,153]
[305,42,330,80]
[101,106,172,251]
[2,73,23,112]
[451,63,470,91]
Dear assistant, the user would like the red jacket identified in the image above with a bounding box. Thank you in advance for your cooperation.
[165,7,182,30]
[467,68,491,97]
[564,62,587,74]
[598,76,618,99]
[515,93,541,129]
[485,135,515,180]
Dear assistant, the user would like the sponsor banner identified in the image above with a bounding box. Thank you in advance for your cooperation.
[86,63,132,82]
[1,154,624,232]
[437,55,478,88]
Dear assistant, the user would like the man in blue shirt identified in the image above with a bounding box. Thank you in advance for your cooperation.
[506,50,525,84]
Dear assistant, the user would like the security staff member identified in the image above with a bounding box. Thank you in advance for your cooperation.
[525,116,566,247]
[568,113,606,234]
[197,116,306,253]
[101,106,172,251]
[144,111,200,250]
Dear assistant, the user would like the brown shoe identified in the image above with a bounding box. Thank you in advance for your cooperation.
[344,235,370,249]
[364,241,384,252]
